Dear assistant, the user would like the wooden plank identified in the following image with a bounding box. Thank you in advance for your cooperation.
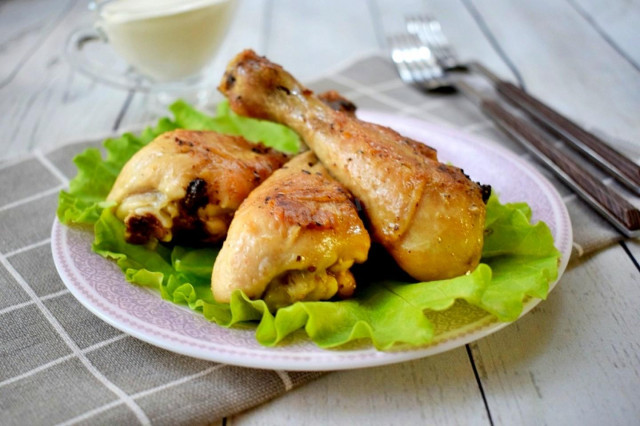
[2,1,636,424]
[230,348,490,425]
[458,2,640,423]
[474,245,640,425]
[0,0,73,86]
[467,0,640,156]
[265,0,378,81]
[572,0,640,67]
[371,0,425,40]
[0,0,130,159]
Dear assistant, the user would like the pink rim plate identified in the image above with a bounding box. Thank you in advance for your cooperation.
[51,110,573,371]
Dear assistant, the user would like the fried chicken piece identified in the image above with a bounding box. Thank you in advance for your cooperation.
[107,129,288,244]
[219,50,489,281]
[211,151,370,309]
[317,90,357,115]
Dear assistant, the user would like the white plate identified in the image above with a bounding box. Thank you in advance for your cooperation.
[51,110,572,371]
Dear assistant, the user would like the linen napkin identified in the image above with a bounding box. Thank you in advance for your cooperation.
[0,54,628,425]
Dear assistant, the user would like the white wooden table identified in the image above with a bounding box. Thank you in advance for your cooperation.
[2,0,639,424]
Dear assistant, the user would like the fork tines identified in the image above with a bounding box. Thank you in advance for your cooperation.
[387,33,446,90]
[387,21,640,237]
[404,14,640,198]
[406,15,459,70]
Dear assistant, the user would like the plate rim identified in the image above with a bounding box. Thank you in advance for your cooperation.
[51,110,573,371]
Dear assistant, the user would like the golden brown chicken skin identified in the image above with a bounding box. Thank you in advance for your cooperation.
[107,129,288,245]
[218,50,489,281]
[211,151,371,310]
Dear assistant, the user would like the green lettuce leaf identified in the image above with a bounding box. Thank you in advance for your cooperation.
[58,101,561,350]
[170,100,301,154]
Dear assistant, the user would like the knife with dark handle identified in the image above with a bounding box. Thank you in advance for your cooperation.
[470,62,640,195]
[455,80,640,237]
[405,16,640,194]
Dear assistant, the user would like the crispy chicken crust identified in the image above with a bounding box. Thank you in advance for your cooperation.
[107,129,288,244]
[219,50,488,281]
[211,151,371,309]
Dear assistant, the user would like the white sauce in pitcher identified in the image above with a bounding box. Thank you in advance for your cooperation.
[100,0,236,82]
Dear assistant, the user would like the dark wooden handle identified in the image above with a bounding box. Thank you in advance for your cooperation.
[481,98,640,232]
[494,80,640,191]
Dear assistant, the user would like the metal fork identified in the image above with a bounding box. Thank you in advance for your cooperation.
[406,15,459,71]
[387,32,640,237]
[387,33,448,91]
[406,14,640,195]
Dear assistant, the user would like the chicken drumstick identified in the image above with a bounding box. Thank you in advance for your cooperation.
[212,151,370,309]
[218,50,489,281]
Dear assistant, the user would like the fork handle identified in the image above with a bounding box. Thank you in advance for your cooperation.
[492,79,640,194]
[479,97,640,236]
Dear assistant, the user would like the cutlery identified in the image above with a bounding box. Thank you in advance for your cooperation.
[406,15,640,195]
[387,32,640,237]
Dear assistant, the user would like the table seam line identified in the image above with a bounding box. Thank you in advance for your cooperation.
[566,0,640,72]
[619,241,640,273]
[465,344,494,426]
[461,0,525,88]
[112,91,135,132]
